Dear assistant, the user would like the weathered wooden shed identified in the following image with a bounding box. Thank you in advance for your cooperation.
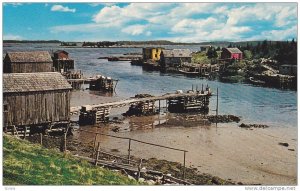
[3,72,72,130]
[3,51,53,73]
[160,49,192,68]
[52,50,75,72]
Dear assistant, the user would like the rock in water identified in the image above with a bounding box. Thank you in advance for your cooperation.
[278,142,289,147]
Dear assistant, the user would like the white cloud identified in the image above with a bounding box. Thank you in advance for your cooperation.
[121,25,147,36]
[226,3,296,28]
[93,5,124,26]
[49,3,297,42]
[256,25,297,41]
[89,3,116,7]
[4,3,23,7]
[51,5,76,13]
[4,34,23,40]
[171,17,220,34]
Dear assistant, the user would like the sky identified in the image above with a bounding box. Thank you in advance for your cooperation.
[2,2,298,42]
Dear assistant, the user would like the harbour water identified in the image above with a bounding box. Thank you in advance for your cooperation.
[3,43,297,129]
[3,43,297,184]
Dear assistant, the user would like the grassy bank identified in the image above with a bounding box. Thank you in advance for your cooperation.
[3,135,138,185]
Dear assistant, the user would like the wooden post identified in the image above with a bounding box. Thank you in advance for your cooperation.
[64,134,67,152]
[63,125,70,153]
[23,126,27,139]
[12,126,15,136]
[183,151,186,180]
[95,142,101,166]
[192,84,193,91]
[128,139,132,164]
[166,100,168,111]
[137,159,143,180]
[93,133,98,157]
[158,100,161,113]
[40,133,43,146]
[216,88,219,117]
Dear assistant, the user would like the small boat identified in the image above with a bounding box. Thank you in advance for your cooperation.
[178,69,200,76]
[249,77,266,85]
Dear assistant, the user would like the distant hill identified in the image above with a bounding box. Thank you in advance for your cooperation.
[3,39,288,47]
[198,41,287,48]
[4,40,61,43]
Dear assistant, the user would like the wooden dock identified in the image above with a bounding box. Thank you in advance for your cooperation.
[71,91,210,113]
[71,88,212,125]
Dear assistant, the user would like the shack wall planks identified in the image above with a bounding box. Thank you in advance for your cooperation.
[3,90,71,127]
[10,62,52,73]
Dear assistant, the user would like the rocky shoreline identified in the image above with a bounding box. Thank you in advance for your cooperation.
[26,134,238,185]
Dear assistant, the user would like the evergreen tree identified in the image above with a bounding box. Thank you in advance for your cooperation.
[206,47,218,59]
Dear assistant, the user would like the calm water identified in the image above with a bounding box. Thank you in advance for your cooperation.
[3,43,298,128]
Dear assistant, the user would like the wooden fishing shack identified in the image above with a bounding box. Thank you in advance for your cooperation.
[52,50,75,72]
[3,51,53,73]
[3,72,72,136]
[89,75,116,91]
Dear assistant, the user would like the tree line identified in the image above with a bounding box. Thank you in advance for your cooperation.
[205,40,297,66]
[230,40,297,65]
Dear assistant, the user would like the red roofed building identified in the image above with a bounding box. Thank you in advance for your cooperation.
[221,48,243,60]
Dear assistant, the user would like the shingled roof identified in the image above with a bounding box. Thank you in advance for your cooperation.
[162,49,192,58]
[54,50,69,55]
[225,48,242,54]
[3,72,72,93]
[4,51,53,63]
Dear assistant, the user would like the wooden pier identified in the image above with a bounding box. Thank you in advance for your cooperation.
[71,88,212,125]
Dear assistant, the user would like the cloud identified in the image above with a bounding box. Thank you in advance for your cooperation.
[4,3,23,7]
[50,3,297,42]
[89,3,116,7]
[121,25,147,36]
[4,34,23,40]
[51,5,76,13]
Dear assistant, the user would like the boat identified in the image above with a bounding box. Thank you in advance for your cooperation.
[178,69,200,76]
[249,77,266,85]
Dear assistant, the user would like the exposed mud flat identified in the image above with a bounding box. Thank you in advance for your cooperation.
[67,91,297,185]
[70,114,297,185]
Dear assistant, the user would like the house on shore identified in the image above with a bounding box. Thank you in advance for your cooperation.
[142,47,164,61]
[279,65,297,76]
[3,72,72,133]
[200,45,213,52]
[52,50,75,72]
[3,51,53,73]
[160,49,192,68]
[220,48,243,60]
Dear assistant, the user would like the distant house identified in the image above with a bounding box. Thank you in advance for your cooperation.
[3,72,72,129]
[160,49,192,68]
[52,50,75,72]
[3,51,53,73]
[279,65,297,76]
[200,45,212,52]
[221,48,243,60]
[142,47,164,61]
